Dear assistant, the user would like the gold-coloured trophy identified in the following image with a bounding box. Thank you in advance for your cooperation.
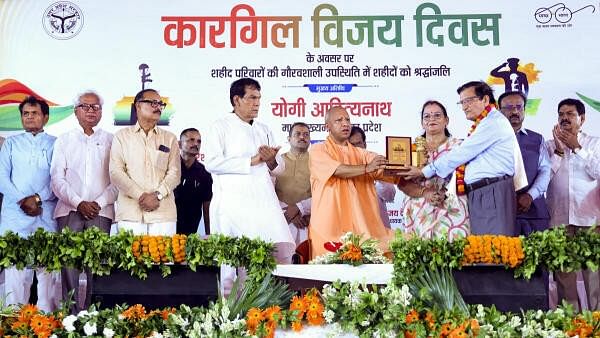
[413,136,427,168]
[384,136,411,174]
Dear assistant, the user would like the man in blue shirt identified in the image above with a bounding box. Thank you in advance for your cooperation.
[498,91,550,235]
[399,81,525,235]
[0,96,59,312]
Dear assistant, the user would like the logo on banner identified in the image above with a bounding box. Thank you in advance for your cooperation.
[42,1,84,39]
[113,64,175,126]
[534,3,596,28]
[487,58,542,115]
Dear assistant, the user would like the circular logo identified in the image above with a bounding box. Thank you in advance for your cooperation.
[42,1,84,40]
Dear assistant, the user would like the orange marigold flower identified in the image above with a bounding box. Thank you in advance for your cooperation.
[43,315,60,331]
[246,321,258,335]
[30,314,47,332]
[290,295,307,313]
[306,310,325,326]
[303,291,319,304]
[404,330,416,338]
[469,318,480,335]
[264,321,276,338]
[307,300,324,315]
[405,309,419,324]
[448,327,467,338]
[19,304,38,319]
[424,311,435,329]
[291,320,303,332]
[262,305,281,323]
[246,307,264,327]
[34,329,52,338]
[11,319,29,331]
[440,322,453,336]
[122,304,147,320]
[339,244,363,261]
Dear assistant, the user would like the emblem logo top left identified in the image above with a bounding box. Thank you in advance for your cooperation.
[42,1,84,40]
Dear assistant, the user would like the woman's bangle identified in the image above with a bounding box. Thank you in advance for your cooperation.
[554,149,564,157]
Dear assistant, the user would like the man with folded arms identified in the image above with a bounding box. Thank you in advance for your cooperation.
[400,81,526,235]
[51,90,117,312]
[109,89,180,235]
[275,122,312,246]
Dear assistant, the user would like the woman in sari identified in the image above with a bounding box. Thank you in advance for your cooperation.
[398,100,470,240]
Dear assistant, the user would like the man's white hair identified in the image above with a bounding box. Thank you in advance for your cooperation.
[73,90,104,106]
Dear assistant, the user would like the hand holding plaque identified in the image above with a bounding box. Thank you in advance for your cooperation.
[384,136,411,174]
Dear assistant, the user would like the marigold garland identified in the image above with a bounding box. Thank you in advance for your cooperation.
[462,235,525,268]
[131,234,187,264]
[456,104,494,196]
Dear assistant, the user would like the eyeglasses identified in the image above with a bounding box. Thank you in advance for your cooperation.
[457,96,481,106]
[422,112,444,121]
[500,104,524,113]
[137,99,167,109]
[77,103,102,112]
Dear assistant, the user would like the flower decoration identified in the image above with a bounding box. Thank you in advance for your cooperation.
[311,232,390,266]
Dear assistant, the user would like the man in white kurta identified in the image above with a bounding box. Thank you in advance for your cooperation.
[203,78,294,293]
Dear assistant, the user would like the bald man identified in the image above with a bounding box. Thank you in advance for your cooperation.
[308,106,395,258]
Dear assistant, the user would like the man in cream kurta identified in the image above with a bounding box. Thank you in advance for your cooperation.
[309,106,394,259]
[203,78,294,293]
[275,122,312,246]
[109,89,180,235]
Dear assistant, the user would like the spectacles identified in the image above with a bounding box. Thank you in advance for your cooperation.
[500,104,524,113]
[77,103,102,112]
[137,99,167,109]
[457,96,481,106]
[422,112,444,121]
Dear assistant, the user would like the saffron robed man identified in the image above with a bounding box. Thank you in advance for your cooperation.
[398,81,527,235]
[309,105,400,259]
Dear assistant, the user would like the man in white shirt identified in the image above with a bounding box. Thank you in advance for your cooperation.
[546,98,600,311]
[204,78,294,294]
[51,91,117,313]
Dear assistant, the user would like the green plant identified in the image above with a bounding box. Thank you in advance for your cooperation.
[408,267,468,315]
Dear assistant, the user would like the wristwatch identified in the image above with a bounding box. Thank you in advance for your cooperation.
[154,191,164,201]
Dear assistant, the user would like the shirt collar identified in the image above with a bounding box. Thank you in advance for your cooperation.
[78,125,100,136]
[134,122,158,134]
[516,128,528,136]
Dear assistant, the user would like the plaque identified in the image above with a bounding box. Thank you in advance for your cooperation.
[384,136,411,174]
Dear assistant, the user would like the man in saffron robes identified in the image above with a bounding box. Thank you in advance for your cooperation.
[309,106,394,258]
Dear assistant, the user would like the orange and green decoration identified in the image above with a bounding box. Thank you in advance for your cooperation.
[113,96,174,126]
[0,79,73,131]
